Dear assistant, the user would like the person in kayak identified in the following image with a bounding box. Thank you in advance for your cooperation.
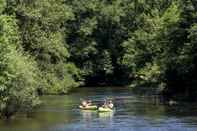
[101,100,113,109]
[107,100,114,109]
[102,100,108,108]
[87,100,92,106]
[81,100,88,107]
[81,100,93,107]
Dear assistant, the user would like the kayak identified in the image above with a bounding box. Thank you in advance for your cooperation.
[98,107,113,112]
[79,105,97,110]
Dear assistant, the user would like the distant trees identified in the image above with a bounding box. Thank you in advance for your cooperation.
[122,1,181,86]
[65,0,133,85]
[121,0,197,99]
[66,0,197,99]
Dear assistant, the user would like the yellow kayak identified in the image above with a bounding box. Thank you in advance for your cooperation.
[98,107,113,112]
[79,105,97,110]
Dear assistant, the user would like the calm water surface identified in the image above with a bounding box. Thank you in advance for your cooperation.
[1,87,197,131]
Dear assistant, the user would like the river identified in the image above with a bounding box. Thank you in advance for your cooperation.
[1,87,197,131]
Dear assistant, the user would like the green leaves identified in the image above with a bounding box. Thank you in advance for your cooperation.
[161,1,181,30]
[0,14,40,118]
[121,1,182,88]
[0,0,80,118]
[11,0,81,94]
[0,0,6,14]
[79,17,97,36]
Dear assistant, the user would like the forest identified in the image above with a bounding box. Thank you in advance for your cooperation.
[0,0,196,119]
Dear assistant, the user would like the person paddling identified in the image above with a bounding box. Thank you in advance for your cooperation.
[102,100,114,109]
[87,100,92,106]
[81,100,88,107]
[102,100,108,108]
[107,100,114,109]
[81,100,92,107]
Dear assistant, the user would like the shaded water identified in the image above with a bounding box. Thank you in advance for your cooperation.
[1,87,197,131]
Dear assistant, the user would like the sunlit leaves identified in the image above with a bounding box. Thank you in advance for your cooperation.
[0,15,40,118]
[0,0,6,13]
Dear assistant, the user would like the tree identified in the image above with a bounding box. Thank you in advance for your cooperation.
[0,14,40,118]
[6,0,81,94]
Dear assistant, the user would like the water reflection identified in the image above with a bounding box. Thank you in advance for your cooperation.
[98,111,114,118]
[80,110,97,127]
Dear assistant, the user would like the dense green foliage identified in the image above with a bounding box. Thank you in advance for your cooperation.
[0,10,40,118]
[121,0,197,100]
[66,0,197,97]
[7,0,81,94]
[65,0,196,100]
[0,0,196,118]
[0,0,80,118]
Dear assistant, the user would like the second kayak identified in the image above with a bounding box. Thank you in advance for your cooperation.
[98,107,113,112]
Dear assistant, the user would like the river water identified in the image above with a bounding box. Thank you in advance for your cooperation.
[1,87,197,131]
